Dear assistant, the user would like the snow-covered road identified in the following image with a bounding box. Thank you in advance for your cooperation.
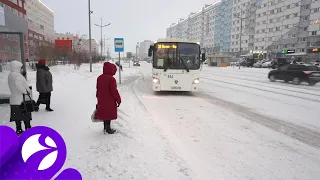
[1,62,320,180]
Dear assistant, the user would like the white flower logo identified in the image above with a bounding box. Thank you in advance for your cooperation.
[21,134,58,170]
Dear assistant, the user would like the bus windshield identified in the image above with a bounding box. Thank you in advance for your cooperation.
[153,42,200,70]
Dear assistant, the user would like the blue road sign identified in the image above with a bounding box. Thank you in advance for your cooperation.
[114,38,124,52]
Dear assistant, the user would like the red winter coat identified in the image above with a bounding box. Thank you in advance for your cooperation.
[96,62,121,121]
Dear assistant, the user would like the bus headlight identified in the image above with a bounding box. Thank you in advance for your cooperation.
[153,78,160,84]
[193,78,199,84]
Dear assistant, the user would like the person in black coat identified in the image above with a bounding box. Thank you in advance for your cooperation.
[35,59,53,111]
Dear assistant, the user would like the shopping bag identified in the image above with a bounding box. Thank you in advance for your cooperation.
[91,110,103,122]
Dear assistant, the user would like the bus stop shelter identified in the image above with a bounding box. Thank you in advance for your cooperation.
[0,26,26,104]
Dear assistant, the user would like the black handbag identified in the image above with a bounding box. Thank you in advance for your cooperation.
[20,92,38,114]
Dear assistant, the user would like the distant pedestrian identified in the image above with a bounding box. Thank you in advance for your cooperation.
[115,61,123,71]
[8,60,33,135]
[96,62,121,134]
[35,59,54,112]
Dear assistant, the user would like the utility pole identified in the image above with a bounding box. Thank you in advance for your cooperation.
[104,35,106,57]
[95,18,111,62]
[88,0,93,72]
[136,42,139,60]
[239,10,242,69]
[103,36,110,60]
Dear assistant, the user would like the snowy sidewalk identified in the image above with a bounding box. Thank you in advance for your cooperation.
[0,63,192,179]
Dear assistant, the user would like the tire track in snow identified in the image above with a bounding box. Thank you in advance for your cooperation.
[201,77,320,103]
[130,76,203,180]
[196,92,320,149]
[201,74,320,92]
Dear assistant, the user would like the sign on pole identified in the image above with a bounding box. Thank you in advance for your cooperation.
[114,38,124,52]
[114,38,124,84]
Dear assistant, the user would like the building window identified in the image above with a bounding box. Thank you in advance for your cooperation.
[291,34,296,38]
[285,25,289,29]
[306,4,310,9]
[295,2,299,7]
[287,5,290,9]
[314,8,320,13]
[294,13,298,17]
[286,15,290,19]
[311,31,317,36]
[277,8,282,12]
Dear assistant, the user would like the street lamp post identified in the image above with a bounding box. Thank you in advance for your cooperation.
[95,18,111,62]
[88,0,93,72]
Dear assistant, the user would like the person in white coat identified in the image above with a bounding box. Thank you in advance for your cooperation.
[8,60,32,135]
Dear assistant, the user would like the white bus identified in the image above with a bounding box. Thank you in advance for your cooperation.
[148,38,206,92]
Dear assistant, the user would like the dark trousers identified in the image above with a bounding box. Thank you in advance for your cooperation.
[15,120,31,131]
[37,92,51,109]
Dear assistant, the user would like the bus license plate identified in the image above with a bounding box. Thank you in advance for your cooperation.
[171,86,181,90]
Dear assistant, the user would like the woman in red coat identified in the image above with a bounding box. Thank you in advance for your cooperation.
[96,62,121,134]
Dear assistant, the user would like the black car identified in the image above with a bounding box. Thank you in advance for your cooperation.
[268,64,320,85]
[133,61,140,66]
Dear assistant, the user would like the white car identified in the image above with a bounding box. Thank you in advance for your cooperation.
[261,61,272,68]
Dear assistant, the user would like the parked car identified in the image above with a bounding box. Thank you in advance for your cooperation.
[133,61,140,66]
[230,62,239,67]
[245,59,255,67]
[253,61,263,68]
[268,64,320,85]
[311,62,320,67]
[261,61,272,68]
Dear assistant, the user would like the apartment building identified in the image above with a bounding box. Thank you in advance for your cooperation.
[25,0,54,44]
[0,0,29,61]
[167,0,320,60]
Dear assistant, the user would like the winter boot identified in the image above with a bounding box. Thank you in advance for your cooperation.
[105,125,116,134]
[34,104,39,112]
[46,108,54,112]
[16,129,24,136]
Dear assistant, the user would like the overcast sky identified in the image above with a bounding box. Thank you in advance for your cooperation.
[42,0,214,54]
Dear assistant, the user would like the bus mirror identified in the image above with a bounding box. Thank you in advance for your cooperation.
[201,53,206,62]
[148,46,154,57]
